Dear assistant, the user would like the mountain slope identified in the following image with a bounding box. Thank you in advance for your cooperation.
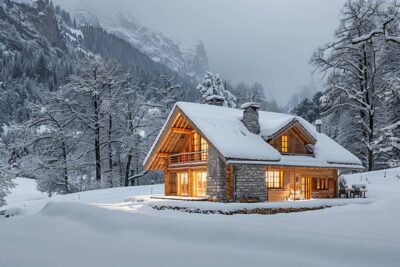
[0,0,196,129]
[105,16,208,80]
[68,9,209,81]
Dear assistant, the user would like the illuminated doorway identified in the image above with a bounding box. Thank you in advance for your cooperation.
[194,171,207,197]
[178,172,189,196]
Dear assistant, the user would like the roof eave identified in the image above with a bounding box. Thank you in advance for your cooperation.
[226,159,364,170]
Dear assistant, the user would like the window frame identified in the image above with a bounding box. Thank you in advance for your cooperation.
[266,171,284,189]
[195,171,207,197]
[281,135,288,153]
[315,178,329,190]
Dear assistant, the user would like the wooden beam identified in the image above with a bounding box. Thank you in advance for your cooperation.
[172,127,192,134]
[157,152,169,158]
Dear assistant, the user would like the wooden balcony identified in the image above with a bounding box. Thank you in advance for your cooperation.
[169,151,208,165]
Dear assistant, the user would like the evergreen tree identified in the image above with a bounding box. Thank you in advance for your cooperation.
[291,91,326,123]
[197,71,237,108]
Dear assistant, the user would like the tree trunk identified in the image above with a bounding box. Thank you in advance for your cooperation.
[363,47,374,171]
[125,153,132,186]
[61,137,69,193]
[108,111,113,187]
[368,110,374,171]
[94,95,101,182]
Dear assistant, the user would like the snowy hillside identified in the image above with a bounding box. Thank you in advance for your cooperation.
[70,11,209,80]
[1,169,400,266]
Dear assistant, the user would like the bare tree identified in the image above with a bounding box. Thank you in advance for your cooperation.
[100,60,130,187]
[65,58,107,185]
[311,0,400,170]
[13,91,78,195]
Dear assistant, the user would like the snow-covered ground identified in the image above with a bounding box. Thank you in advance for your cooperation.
[1,169,400,267]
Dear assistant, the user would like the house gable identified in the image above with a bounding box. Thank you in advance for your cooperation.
[267,120,316,155]
[144,108,190,170]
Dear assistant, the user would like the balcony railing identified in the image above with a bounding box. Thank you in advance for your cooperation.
[169,151,208,165]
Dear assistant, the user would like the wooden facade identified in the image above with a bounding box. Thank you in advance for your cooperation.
[267,120,316,155]
[265,166,337,202]
[165,164,338,201]
[145,108,339,202]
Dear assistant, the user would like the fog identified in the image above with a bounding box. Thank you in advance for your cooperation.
[54,0,346,104]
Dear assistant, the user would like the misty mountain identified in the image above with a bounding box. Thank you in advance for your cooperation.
[104,16,209,81]
[67,8,209,81]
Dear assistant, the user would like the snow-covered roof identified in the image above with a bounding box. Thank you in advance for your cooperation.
[177,102,281,162]
[144,102,363,169]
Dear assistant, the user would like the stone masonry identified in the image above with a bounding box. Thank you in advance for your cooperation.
[241,103,261,135]
[206,143,267,202]
[206,144,227,202]
[233,164,266,202]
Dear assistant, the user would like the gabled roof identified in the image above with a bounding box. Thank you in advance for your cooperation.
[177,102,281,162]
[264,118,317,145]
[144,102,364,170]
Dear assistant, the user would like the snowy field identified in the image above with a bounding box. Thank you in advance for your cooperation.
[1,169,400,267]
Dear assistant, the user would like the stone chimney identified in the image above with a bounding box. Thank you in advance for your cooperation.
[206,95,225,106]
[240,102,261,134]
[315,119,322,133]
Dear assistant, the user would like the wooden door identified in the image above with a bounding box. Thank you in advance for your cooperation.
[301,177,312,199]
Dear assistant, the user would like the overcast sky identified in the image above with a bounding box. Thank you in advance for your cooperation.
[55,0,347,104]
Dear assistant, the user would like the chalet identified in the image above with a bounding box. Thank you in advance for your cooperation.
[143,100,363,202]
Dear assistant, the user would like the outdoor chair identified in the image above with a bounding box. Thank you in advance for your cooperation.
[352,185,362,198]
[338,176,351,198]
[352,184,367,198]
[360,184,368,198]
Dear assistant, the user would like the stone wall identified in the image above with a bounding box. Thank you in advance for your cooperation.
[206,144,267,203]
[206,144,227,202]
[242,107,260,134]
[234,164,266,202]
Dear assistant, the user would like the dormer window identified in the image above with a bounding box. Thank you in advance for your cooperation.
[281,135,288,153]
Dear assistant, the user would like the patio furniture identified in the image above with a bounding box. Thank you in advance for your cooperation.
[338,176,352,198]
[360,184,368,198]
[352,184,367,198]
[346,187,354,198]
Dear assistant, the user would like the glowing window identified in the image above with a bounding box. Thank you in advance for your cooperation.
[200,137,208,160]
[281,135,288,153]
[192,132,200,152]
[178,172,189,196]
[201,137,208,151]
[195,171,207,197]
[192,132,208,161]
[266,171,284,189]
[316,178,328,190]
